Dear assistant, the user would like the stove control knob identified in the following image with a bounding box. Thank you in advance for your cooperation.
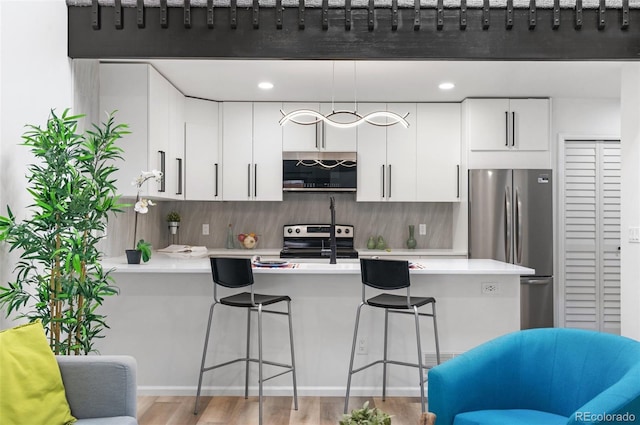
[337,228,342,234]
[287,228,293,234]
[295,228,301,233]
[344,228,350,234]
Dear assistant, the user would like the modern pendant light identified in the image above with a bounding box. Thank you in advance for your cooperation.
[279,61,410,129]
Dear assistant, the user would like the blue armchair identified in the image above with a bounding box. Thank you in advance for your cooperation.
[428,328,640,425]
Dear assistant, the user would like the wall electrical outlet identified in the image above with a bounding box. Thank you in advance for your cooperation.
[357,337,368,355]
[481,282,500,295]
[202,224,210,236]
[629,227,640,243]
[419,224,427,235]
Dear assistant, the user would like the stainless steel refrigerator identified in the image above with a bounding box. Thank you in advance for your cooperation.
[468,169,553,329]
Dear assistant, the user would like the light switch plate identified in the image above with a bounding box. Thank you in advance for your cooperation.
[419,224,427,235]
[202,224,210,235]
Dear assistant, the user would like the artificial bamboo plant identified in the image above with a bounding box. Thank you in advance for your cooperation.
[0,109,128,355]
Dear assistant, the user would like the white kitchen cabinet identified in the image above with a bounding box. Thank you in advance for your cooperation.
[99,63,184,199]
[386,103,417,201]
[252,102,284,201]
[319,102,357,152]
[166,86,185,200]
[466,98,549,151]
[185,98,221,201]
[356,103,388,202]
[222,102,283,201]
[281,102,357,152]
[281,102,319,152]
[356,103,417,202]
[416,103,461,202]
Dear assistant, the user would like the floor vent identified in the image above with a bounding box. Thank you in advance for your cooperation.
[423,352,458,368]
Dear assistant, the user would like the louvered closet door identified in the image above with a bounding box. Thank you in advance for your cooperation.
[563,140,621,333]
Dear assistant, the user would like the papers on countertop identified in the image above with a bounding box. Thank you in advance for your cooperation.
[157,245,209,258]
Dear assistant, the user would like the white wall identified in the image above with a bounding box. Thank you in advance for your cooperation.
[552,98,621,137]
[0,0,73,329]
[620,67,640,340]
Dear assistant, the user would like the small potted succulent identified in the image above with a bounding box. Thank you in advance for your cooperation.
[340,401,391,425]
[167,211,181,235]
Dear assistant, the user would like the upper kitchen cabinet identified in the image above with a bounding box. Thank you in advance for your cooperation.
[167,87,185,200]
[416,103,461,202]
[319,103,357,152]
[282,102,319,152]
[357,103,417,202]
[281,102,356,152]
[99,63,185,199]
[222,102,283,201]
[465,98,550,151]
[185,98,221,201]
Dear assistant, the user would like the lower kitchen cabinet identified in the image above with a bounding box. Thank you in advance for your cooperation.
[222,102,282,201]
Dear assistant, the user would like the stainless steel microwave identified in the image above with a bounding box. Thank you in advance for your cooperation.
[283,152,357,192]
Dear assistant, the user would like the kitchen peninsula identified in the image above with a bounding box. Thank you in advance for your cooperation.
[98,253,532,397]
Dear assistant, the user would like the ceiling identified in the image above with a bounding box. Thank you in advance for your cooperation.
[132,59,624,103]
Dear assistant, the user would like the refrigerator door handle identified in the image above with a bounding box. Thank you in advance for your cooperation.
[515,187,523,264]
[523,278,553,285]
[505,186,512,263]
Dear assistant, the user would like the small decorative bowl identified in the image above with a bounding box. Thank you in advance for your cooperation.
[237,233,259,249]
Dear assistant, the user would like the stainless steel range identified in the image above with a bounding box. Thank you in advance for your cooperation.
[280,224,358,259]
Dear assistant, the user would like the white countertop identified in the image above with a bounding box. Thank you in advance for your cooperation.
[102,252,534,275]
[165,248,468,257]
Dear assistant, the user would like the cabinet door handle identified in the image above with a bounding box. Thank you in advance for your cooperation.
[254,164,258,197]
[247,164,252,197]
[456,164,460,199]
[247,164,251,198]
[315,122,321,150]
[158,150,166,192]
[511,111,516,147]
[388,164,392,198]
[214,163,219,197]
[381,164,385,198]
[176,158,183,195]
[504,111,509,146]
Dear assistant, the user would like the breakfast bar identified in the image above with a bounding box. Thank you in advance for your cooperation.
[98,254,533,397]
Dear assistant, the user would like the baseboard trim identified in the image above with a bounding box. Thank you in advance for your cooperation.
[137,385,427,398]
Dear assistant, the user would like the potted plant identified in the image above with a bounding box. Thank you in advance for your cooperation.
[127,170,162,264]
[340,401,392,425]
[0,109,128,354]
[167,211,181,235]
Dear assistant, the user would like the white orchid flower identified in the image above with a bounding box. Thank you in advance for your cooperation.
[134,198,155,214]
[132,170,164,188]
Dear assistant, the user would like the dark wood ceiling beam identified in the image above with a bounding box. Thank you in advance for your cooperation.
[68,5,640,60]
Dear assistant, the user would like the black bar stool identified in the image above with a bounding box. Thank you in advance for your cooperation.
[344,258,440,413]
[194,257,298,424]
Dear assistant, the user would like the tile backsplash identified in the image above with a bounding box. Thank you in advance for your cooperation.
[103,193,453,256]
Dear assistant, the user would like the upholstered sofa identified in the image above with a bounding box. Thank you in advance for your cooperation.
[57,356,138,425]
[428,328,640,425]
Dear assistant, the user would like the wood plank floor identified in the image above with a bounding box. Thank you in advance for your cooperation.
[137,396,424,425]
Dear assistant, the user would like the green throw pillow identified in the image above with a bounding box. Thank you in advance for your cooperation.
[0,321,76,425]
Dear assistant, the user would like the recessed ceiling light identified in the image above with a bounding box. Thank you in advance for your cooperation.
[258,81,274,90]
[439,82,455,90]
